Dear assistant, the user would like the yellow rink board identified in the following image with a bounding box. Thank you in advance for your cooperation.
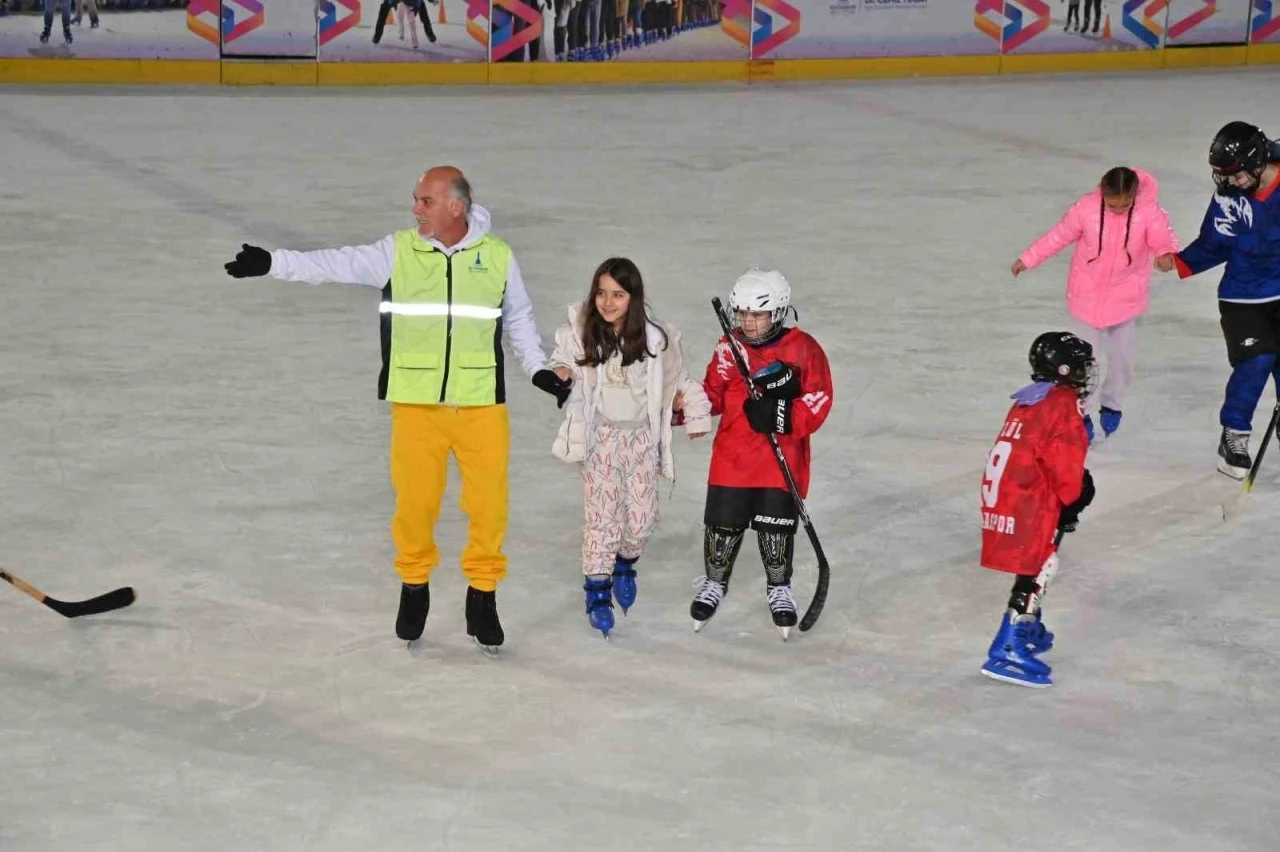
[0,42,1277,87]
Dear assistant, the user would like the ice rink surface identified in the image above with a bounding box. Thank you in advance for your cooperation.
[2,69,1279,851]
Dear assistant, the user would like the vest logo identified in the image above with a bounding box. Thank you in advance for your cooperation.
[471,251,488,273]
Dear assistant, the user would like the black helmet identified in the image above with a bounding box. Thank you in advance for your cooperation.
[1029,331,1095,391]
[1209,121,1270,193]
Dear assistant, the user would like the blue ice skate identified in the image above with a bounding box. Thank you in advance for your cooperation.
[612,555,638,614]
[1026,608,1054,654]
[985,610,1054,656]
[583,576,614,638]
[1099,406,1122,438]
[981,612,1053,688]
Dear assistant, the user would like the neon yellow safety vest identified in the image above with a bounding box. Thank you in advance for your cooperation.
[378,229,512,406]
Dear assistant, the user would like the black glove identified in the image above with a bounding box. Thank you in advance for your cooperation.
[532,369,572,409]
[225,243,272,278]
[752,360,801,400]
[744,396,792,435]
[1059,468,1095,532]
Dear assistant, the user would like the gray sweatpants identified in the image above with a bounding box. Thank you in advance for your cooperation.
[1070,317,1139,413]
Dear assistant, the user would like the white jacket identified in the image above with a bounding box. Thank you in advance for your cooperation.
[549,303,711,482]
[264,205,548,379]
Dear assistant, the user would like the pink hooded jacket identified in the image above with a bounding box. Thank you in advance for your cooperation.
[1018,168,1179,329]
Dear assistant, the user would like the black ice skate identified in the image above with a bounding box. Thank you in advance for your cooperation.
[466,586,504,654]
[766,583,798,641]
[690,578,726,632]
[395,582,429,643]
[1218,427,1252,480]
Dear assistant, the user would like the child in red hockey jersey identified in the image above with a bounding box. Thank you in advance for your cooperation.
[691,268,834,639]
[979,331,1096,687]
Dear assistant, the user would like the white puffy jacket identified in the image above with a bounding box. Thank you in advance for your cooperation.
[549,303,712,482]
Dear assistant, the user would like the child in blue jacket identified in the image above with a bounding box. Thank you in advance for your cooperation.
[1171,121,1280,479]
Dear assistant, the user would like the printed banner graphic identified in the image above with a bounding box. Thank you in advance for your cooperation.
[1255,0,1280,41]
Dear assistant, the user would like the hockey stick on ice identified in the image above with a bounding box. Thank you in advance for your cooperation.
[711,297,830,632]
[1223,399,1280,521]
[0,569,135,618]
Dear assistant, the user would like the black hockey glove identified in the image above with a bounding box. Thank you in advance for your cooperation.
[752,360,802,400]
[532,369,572,409]
[1058,468,1095,533]
[744,396,792,435]
[224,243,272,278]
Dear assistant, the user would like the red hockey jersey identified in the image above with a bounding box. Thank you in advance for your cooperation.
[980,383,1088,576]
[703,327,833,496]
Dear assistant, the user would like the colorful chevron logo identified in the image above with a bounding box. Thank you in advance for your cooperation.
[186,0,219,44]
[1253,0,1280,42]
[467,0,490,46]
[1121,0,1167,48]
[720,0,752,47]
[490,0,541,59]
[973,0,1003,42]
[751,0,800,56]
[186,0,264,45]
[222,0,265,43]
[1166,0,1214,40]
[318,0,360,45]
[973,1,1050,52]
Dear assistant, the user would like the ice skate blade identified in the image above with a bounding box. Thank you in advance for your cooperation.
[693,619,707,633]
[777,625,791,641]
[980,665,1051,688]
[471,636,501,656]
[1218,459,1248,480]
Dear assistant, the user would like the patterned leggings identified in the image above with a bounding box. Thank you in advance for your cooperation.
[581,422,659,575]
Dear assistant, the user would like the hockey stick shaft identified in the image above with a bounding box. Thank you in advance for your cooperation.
[711,297,830,631]
[0,569,135,618]
[1243,399,1280,493]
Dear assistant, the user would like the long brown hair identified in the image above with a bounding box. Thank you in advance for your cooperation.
[1089,166,1139,267]
[576,257,668,368]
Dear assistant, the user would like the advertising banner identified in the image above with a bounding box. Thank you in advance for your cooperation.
[0,1,219,59]
[220,0,317,56]
[987,0,1168,54]
[1252,0,1280,41]
[1165,0,1251,46]
[317,0,488,61]
[491,0,746,62]
[752,0,996,60]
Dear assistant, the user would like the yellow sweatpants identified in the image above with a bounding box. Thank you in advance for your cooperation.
[389,402,510,591]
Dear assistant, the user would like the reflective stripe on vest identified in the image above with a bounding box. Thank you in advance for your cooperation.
[379,302,504,320]
[382,229,511,406]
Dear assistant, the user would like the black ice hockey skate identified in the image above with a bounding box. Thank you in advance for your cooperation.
[766,583,798,641]
[396,582,429,643]
[466,586,504,654]
[1218,428,1252,480]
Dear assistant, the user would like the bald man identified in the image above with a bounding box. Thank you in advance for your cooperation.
[224,166,571,654]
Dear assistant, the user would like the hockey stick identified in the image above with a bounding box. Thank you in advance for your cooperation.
[0,569,135,618]
[711,297,830,632]
[1223,399,1280,521]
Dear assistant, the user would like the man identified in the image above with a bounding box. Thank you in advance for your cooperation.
[224,166,571,653]
[1168,122,1280,480]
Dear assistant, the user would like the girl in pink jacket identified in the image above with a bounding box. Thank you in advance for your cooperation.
[1012,166,1179,443]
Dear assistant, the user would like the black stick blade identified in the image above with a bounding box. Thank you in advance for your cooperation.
[44,587,136,618]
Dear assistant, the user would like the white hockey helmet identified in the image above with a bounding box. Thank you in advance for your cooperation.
[728,268,792,325]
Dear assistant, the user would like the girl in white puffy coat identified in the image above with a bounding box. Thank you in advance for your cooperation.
[549,257,712,638]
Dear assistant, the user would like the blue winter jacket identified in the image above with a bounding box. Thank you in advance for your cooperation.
[1176,170,1280,302]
